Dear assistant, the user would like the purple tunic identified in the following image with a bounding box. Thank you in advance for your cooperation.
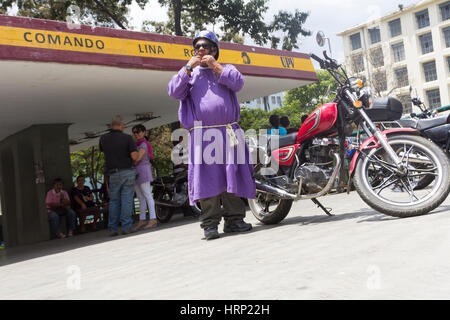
[168,64,256,205]
[135,140,154,185]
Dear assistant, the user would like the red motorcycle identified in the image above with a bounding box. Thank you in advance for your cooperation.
[248,51,450,224]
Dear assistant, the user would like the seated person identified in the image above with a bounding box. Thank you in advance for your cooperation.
[99,173,110,228]
[71,175,101,233]
[99,173,110,209]
[280,116,299,134]
[267,114,287,136]
[46,178,76,239]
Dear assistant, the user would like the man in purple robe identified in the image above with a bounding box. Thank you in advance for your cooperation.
[168,30,256,240]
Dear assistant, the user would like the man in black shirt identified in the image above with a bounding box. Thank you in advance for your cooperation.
[99,115,141,236]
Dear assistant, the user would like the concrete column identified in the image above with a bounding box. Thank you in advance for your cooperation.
[0,124,72,247]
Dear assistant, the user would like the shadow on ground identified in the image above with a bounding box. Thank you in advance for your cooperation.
[248,204,450,233]
[0,214,199,267]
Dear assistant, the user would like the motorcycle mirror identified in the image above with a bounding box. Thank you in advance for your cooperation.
[316,31,326,47]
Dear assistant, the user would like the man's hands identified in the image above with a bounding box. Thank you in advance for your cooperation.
[186,55,201,76]
[201,55,216,68]
[185,55,223,75]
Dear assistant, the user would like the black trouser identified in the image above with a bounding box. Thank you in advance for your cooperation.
[199,192,246,229]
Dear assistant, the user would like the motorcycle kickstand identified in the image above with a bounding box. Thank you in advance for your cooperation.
[311,198,333,216]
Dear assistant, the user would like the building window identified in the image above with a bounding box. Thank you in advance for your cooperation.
[277,96,282,106]
[419,33,433,54]
[444,26,450,47]
[350,33,362,50]
[373,71,387,92]
[392,42,405,62]
[369,47,384,67]
[395,67,409,87]
[447,56,450,73]
[426,89,441,108]
[398,94,413,114]
[351,54,365,73]
[440,1,450,21]
[389,18,402,37]
[369,27,381,44]
[423,61,437,82]
[271,96,276,104]
[416,9,430,29]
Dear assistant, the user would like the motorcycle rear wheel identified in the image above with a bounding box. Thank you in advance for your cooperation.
[155,205,174,223]
[353,135,450,217]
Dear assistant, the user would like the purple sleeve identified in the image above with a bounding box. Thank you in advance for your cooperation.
[217,64,244,92]
[168,67,191,100]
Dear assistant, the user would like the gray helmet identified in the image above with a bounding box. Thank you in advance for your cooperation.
[193,30,220,60]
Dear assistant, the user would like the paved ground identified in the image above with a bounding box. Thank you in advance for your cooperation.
[1,190,450,300]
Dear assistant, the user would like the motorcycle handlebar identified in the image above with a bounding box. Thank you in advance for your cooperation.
[310,53,324,67]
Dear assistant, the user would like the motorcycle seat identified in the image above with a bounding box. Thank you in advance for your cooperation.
[415,115,450,131]
[396,119,418,129]
[278,133,298,148]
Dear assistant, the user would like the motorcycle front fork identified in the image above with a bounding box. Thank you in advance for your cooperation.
[358,110,406,174]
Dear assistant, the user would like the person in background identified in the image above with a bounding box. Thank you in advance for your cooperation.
[172,135,189,175]
[99,173,110,229]
[301,114,309,125]
[99,115,140,236]
[267,114,287,136]
[46,178,76,239]
[99,173,110,209]
[71,175,102,233]
[132,124,158,231]
[280,116,298,134]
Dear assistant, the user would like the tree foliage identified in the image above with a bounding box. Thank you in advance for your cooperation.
[283,70,339,116]
[145,0,310,50]
[70,146,105,197]
[0,0,149,29]
[239,70,339,133]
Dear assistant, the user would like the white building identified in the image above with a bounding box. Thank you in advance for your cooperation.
[337,0,450,114]
[242,92,285,112]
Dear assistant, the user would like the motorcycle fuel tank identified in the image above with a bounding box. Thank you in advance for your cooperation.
[297,103,338,143]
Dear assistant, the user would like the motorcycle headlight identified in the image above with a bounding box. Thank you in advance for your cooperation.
[349,77,364,90]
[359,87,373,109]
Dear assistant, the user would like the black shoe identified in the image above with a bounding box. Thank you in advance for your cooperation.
[108,231,119,237]
[203,227,220,240]
[223,220,252,233]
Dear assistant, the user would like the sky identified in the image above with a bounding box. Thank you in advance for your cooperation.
[127,0,420,65]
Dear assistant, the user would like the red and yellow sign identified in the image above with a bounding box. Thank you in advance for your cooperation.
[0,25,315,72]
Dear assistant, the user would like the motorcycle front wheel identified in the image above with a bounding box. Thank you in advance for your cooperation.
[248,192,293,224]
[353,135,450,217]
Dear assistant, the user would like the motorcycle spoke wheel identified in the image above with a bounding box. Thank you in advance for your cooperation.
[354,135,450,217]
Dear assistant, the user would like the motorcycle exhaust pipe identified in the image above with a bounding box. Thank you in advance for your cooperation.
[254,179,298,200]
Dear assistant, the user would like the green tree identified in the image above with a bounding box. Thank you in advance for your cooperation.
[239,107,269,132]
[239,70,339,133]
[145,0,311,50]
[283,69,339,116]
[70,146,105,198]
[0,0,149,29]
[147,125,174,177]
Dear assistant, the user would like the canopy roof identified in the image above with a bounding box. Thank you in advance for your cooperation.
[0,15,317,151]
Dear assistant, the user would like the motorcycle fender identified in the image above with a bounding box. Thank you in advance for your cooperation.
[349,128,419,177]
